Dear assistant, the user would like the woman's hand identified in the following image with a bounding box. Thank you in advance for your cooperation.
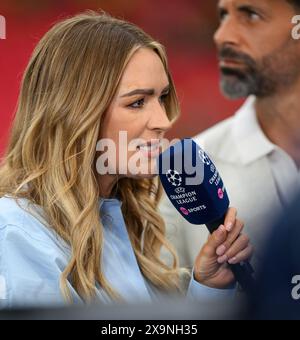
[193,207,253,289]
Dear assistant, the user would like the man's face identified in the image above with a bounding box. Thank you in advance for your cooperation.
[214,0,300,99]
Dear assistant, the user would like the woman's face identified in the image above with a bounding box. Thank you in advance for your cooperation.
[98,48,173,188]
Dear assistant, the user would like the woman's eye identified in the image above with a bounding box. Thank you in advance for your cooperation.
[128,98,145,109]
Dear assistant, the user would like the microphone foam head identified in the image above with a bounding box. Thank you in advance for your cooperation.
[158,138,229,225]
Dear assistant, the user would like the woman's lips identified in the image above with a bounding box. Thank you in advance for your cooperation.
[137,142,161,158]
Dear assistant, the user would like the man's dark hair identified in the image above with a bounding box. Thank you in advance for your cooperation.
[287,0,300,9]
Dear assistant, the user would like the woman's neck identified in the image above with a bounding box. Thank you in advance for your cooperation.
[98,174,118,198]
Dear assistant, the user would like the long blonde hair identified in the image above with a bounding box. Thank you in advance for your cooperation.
[0,11,182,302]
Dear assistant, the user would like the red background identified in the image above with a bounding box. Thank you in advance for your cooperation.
[0,0,243,157]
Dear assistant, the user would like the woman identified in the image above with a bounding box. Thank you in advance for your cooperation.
[0,11,252,308]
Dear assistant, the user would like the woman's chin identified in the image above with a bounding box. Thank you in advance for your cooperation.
[128,173,158,180]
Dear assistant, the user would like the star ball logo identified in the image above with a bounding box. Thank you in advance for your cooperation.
[166,169,182,187]
[0,15,6,40]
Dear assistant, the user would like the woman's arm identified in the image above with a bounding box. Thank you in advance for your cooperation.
[0,224,82,309]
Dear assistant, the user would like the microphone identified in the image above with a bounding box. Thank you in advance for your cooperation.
[158,138,255,294]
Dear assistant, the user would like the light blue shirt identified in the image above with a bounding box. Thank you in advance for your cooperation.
[0,196,234,309]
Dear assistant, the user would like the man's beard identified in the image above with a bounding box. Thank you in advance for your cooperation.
[218,39,300,99]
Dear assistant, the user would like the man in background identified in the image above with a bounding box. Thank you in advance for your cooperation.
[247,192,300,319]
[160,0,300,270]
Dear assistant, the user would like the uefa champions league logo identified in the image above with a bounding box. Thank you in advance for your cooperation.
[166,169,182,187]
[175,187,185,194]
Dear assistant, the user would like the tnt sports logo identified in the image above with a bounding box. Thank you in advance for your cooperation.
[166,169,182,187]
[218,188,224,199]
[198,150,211,166]
[180,207,189,215]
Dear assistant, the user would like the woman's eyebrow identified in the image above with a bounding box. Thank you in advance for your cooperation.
[121,88,155,98]
[120,85,170,98]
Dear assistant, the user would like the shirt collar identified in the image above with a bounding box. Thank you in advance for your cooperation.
[232,96,276,165]
[99,197,122,211]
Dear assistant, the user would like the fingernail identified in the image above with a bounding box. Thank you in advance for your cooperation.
[225,222,233,232]
[217,255,228,264]
[228,257,237,264]
[217,225,225,236]
[216,245,226,256]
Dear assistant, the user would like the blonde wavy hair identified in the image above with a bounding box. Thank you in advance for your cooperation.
[0,11,183,303]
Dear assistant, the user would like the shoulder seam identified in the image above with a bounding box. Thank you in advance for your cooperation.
[0,223,60,247]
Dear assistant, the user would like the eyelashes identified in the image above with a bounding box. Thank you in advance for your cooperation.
[128,93,169,109]
[129,98,145,109]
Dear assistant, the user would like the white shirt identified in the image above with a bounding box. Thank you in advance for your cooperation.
[233,96,300,208]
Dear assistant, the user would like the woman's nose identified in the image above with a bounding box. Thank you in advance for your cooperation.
[147,103,173,133]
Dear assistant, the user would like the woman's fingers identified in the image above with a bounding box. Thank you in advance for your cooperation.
[228,244,254,265]
[217,233,250,264]
[216,219,245,257]
[223,207,237,232]
[201,225,228,258]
